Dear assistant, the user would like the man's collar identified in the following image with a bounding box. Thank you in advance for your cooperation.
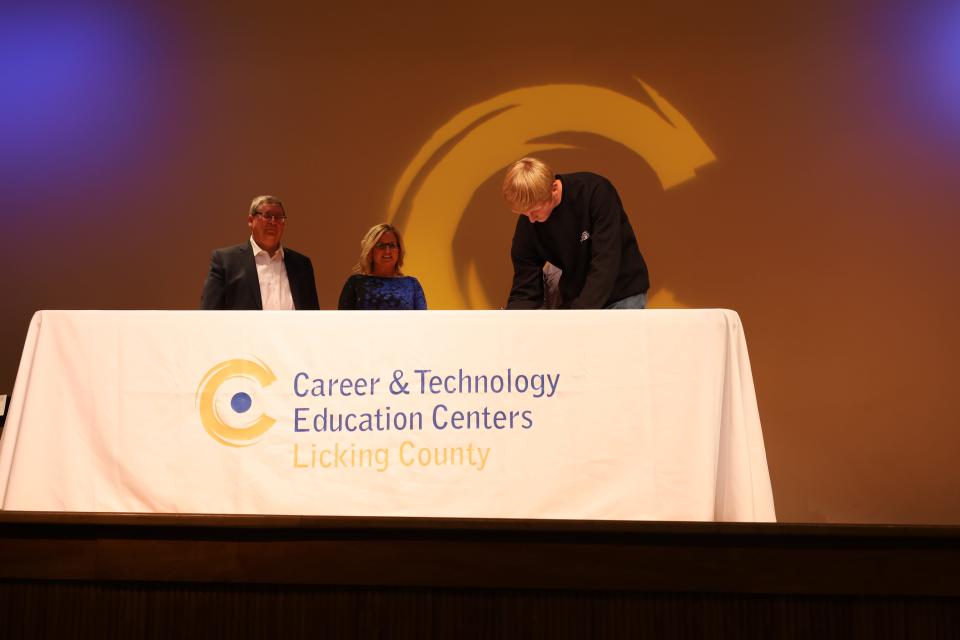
[249,236,284,259]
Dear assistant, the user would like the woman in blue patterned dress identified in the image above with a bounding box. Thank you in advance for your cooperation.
[338,223,427,310]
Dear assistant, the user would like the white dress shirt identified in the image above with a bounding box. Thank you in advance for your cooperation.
[250,237,295,310]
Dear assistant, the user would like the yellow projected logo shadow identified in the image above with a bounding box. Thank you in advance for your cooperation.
[196,358,277,447]
[389,80,715,309]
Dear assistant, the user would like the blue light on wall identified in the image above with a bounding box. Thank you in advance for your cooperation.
[939,7,960,115]
[922,3,960,133]
[0,5,152,192]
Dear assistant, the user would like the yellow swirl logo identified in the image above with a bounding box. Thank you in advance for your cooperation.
[196,358,278,447]
[389,80,715,309]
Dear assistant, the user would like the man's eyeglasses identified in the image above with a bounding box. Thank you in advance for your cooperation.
[254,212,287,223]
[374,242,398,251]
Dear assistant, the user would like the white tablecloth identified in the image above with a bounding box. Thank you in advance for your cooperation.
[0,309,775,521]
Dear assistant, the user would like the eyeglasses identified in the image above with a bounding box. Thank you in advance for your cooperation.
[374,242,398,251]
[254,212,287,223]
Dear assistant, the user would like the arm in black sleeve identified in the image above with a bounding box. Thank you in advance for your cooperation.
[200,250,226,310]
[300,258,321,310]
[570,179,622,309]
[506,220,546,310]
[337,276,357,310]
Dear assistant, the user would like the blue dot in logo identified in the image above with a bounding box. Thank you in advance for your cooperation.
[231,392,252,413]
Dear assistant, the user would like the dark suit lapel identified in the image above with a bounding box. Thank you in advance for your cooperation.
[239,244,263,310]
[283,251,302,310]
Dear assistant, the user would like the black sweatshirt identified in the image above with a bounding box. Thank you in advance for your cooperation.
[506,172,649,309]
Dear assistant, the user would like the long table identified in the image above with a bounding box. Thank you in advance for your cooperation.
[0,310,775,521]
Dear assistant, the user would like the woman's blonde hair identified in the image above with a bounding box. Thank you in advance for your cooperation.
[502,157,555,212]
[354,223,405,275]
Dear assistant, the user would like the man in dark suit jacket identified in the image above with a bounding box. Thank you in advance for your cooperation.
[200,195,321,310]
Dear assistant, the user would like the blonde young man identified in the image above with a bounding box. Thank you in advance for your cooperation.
[503,158,649,309]
[200,195,320,310]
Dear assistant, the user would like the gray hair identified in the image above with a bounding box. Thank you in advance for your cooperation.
[248,195,285,217]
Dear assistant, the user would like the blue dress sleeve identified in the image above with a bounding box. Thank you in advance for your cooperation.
[412,278,427,310]
[337,275,358,310]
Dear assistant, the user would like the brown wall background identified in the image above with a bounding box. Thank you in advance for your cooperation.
[1,0,958,524]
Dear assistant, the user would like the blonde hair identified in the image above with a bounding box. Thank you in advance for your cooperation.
[502,157,555,211]
[354,223,405,275]
[248,195,284,216]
